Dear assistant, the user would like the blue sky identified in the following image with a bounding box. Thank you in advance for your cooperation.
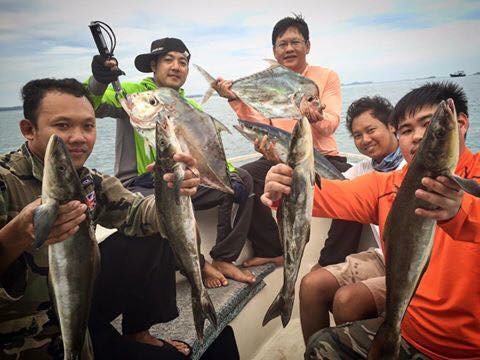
[0,0,479,106]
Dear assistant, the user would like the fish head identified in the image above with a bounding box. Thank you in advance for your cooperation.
[288,116,313,166]
[43,134,80,201]
[416,99,459,174]
[125,91,167,130]
[234,120,265,144]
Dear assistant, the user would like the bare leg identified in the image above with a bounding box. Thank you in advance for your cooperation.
[212,260,256,284]
[125,331,190,356]
[202,260,228,288]
[299,268,340,344]
[242,255,284,267]
[332,282,378,324]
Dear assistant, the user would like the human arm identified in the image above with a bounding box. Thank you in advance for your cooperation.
[96,153,200,236]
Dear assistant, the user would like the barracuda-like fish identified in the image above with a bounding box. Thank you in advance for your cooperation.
[263,115,315,327]
[195,61,320,119]
[154,112,217,341]
[121,87,233,194]
[33,134,99,360]
[234,119,344,180]
[368,99,480,359]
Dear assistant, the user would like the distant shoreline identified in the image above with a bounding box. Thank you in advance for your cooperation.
[0,106,22,112]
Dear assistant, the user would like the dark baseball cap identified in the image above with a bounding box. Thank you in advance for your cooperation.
[134,37,191,73]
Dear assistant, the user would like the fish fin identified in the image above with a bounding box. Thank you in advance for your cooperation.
[263,290,293,327]
[193,64,217,104]
[263,58,281,69]
[367,321,400,360]
[212,117,231,134]
[33,200,59,248]
[315,174,322,189]
[448,174,480,197]
[192,288,218,342]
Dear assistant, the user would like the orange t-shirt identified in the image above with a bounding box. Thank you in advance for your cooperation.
[312,148,480,359]
[229,64,342,156]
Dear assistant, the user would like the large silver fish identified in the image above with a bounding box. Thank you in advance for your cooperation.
[121,87,233,194]
[154,111,217,341]
[262,115,315,327]
[368,99,480,359]
[195,61,320,119]
[33,134,99,360]
[234,119,344,180]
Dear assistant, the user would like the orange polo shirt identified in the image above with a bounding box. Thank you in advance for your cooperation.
[229,64,341,156]
[312,148,480,359]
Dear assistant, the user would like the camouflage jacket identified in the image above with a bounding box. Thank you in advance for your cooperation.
[0,143,164,359]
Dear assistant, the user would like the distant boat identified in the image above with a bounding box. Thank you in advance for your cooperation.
[450,70,466,77]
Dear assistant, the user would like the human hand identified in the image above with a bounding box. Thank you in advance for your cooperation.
[254,135,281,163]
[91,55,125,84]
[261,164,293,207]
[299,96,325,123]
[415,176,463,221]
[162,153,200,197]
[212,77,238,101]
[17,199,87,248]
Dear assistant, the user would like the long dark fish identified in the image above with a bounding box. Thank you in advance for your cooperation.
[262,115,315,327]
[195,61,320,119]
[33,134,99,360]
[234,119,344,180]
[154,112,217,341]
[368,99,480,359]
[121,87,233,194]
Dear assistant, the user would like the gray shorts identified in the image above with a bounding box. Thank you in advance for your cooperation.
[324,248,385,314]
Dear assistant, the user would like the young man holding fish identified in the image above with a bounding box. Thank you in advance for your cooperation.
[300,96,404,344]
[263,82,480,359]
[88,38,258,289]
[212,15,355,269]
[0,78,200,359]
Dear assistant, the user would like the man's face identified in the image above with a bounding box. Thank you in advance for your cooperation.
[273,26,310,74]
[21,92,96,169]
[396,105,437,164]
[152,51,189,90]
[351,111,398,162]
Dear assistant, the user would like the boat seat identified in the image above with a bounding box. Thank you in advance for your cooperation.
[113,263,275,360]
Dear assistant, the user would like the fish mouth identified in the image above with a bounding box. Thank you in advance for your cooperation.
[410,146,418,157]
[130,115,155,130]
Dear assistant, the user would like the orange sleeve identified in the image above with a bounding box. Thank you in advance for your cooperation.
[312,172,379,225]
[438,193,480,243]
[228,99,270,125]
[311,70,341,137]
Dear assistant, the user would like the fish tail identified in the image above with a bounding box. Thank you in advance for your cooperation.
[192,289,218,342]
[33,200,59,248]
[367,321,400,360]
[263,290,293,327]
[193,64,217,104]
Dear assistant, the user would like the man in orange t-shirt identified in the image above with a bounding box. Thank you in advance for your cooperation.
[262,82,480,359]
[213,14,350,269]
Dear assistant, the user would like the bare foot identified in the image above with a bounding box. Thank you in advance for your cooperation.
[243,256,284,267]
[212,260,256,284]
[203,260,228,288]
[125,331,190,356]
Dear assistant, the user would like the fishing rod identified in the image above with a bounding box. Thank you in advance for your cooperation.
[89,21,125,98]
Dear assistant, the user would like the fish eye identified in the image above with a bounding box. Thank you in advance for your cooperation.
[149,97,159,106]
[57,165,66,172]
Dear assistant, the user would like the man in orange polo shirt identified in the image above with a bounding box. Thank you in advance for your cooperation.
[212,14,356,268]
[262,82,480,359]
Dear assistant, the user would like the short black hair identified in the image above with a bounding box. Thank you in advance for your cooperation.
[390,81,468,130]
[346,96,393,135]
[21,78,92,126]
[272,14,309,45]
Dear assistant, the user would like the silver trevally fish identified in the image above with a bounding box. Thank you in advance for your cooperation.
[33,134,99,360]
[234,119,344,180]
[263,114,315,327]
[120,87,233,194]
[195,60,320,119]
[368,99,480,359]
[154,111,217,341]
